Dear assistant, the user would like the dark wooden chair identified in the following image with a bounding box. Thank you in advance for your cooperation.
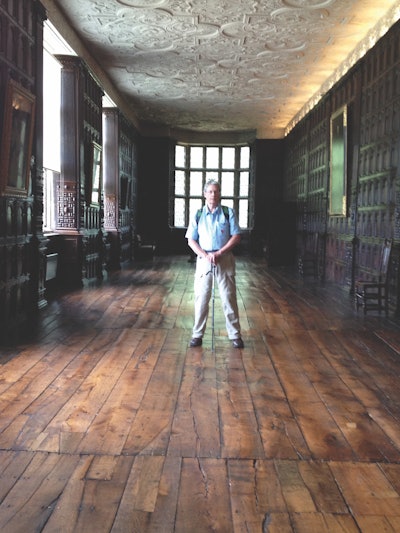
[298,232,319,278]
[355,239,392,316]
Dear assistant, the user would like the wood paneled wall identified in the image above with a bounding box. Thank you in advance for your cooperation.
[103,108,138,269]
[284,20,400,312]
[0,0,46,344]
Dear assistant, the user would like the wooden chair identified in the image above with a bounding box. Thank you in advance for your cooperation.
[355,239,392,316]
[298,232,319,278]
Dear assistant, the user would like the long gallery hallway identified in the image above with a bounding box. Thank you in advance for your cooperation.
[1,256,400,532]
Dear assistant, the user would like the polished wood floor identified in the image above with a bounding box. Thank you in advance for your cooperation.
[1,256,400,532]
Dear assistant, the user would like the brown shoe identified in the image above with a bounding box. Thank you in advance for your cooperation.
[189,337,202,347]
[232,338,244,349]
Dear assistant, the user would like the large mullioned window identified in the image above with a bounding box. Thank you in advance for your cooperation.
[172,144,252,229]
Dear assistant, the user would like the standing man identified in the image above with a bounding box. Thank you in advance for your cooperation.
[185,180,244,348]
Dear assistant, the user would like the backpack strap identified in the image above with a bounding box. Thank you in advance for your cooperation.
[195,206,230,225]
[221,205,229,221]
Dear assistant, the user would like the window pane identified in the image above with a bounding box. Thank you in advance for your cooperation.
[189,198,203,223]
[175,145,185,167]
[240,146,250,168]
[205,171,219,183]
[239,199,248,228]
[174,198,185,227]
[43,168,57,231]
[190,146,203,168]
[240,171,249,196]
[221,172,234,197]
[206,146,219,168]
[190,171,203,196]
[175,170,185,195]
[222,147,235,168]
[43,49,61,171]
[223,198,233,209]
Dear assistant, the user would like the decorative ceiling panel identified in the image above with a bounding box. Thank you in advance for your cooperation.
[44,0,400,138]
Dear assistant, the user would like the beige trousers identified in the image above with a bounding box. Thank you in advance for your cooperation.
[192,252,241,340]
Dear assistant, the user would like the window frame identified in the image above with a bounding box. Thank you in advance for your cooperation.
[170,143,253,230]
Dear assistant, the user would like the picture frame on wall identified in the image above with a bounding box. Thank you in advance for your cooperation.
[329,104,348,216]
[0,79,36,196]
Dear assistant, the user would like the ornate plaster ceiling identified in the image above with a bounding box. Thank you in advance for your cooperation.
[43,0,400,139]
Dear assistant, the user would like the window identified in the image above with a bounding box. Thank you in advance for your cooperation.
[42,21,74,231]
[172,144,252,229]
[42,22,115,231]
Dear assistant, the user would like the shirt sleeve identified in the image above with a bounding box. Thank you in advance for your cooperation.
[229,207,241,236]
[185,212,199,240]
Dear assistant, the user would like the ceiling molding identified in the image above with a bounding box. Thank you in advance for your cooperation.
[42,0,400,140]
[286,1,400,134]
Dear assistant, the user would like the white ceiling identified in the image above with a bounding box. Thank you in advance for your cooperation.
[42,0,400,140]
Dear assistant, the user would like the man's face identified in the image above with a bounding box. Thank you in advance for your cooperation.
[204,184,221,207]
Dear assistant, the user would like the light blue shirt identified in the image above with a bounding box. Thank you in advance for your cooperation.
[185,205,241,251]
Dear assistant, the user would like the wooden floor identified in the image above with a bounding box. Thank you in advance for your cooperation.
[1,256,400,532]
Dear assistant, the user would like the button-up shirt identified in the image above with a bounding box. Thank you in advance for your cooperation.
[185,205,241,251]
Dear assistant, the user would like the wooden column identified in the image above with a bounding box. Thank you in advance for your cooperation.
[55,55,104,287]
[55,55,85,287]
[103,108,137,269]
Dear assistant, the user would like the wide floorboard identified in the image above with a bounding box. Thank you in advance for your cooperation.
[1,256,400,532]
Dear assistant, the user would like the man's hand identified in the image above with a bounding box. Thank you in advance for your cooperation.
[207,251,221,265]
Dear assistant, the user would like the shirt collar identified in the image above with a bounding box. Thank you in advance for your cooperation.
[205,204,221,215]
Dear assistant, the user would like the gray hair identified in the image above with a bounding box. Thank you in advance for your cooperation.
[203,179,220,194]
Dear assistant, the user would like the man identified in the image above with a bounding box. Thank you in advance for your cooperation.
[185,180,244,349]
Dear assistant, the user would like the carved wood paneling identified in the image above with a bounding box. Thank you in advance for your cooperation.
[102,108,138,269]
[356,28,400,309]
[0,0,46,343]
[284,22,400,311]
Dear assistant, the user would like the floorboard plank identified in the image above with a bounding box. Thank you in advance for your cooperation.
[168,347,220,458]
[0,452,82,533]
[175,458,232,533]
[217,348,265,459]
[73,455,133,533]
[330,462,400,516]
[122,330,186,455]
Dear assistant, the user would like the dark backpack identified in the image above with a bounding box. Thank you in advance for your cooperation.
[195,205,230,225]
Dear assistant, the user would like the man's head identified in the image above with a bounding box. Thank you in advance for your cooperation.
[203,180,221,210]
[203,179,220,195]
